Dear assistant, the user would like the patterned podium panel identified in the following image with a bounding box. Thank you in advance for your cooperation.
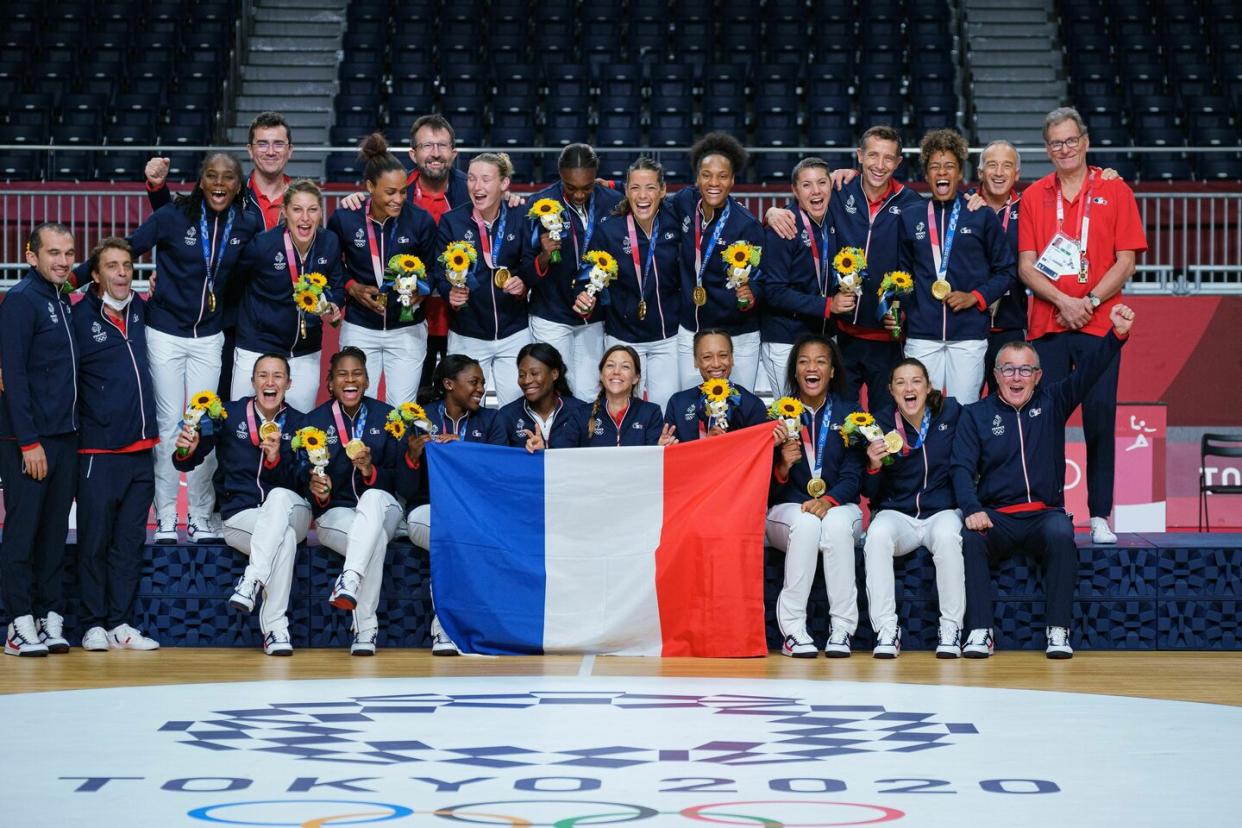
[2,534,1239,651]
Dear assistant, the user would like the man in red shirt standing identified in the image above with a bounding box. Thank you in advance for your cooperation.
[1017,107,1148,544]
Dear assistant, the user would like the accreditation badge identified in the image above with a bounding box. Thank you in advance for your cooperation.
[1034,231,1081,281]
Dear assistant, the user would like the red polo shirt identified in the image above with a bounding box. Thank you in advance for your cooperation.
[407,170,450,336]
[249,173,292,230]
[1018,166,1147,339]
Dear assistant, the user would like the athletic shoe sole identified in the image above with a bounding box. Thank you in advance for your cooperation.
[935,649,962,659]
[330,595,358,611]
[1046,650,1073,660]
[228,597,255,614]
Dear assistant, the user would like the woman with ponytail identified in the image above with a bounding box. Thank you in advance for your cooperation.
[860,358,965,660]
[432,152,533,407]
[582,344,676,447]
[326,133,437,407]
[73,152,262,544]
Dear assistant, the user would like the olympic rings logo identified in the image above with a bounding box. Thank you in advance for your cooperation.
[187,799,905,827]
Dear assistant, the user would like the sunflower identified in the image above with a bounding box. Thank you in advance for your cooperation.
[529,198,561,218]
[890,271,914,291]
[304,271,328,288]
[846,412,874,428]
[295,290,319,312]
[723,242,750,267]
[292,426,328,452]
[400,401,428,422]
[449,252,468,269]
[390,254,423,274]
[190,391,215,410]
[777,397,804,418]
[833,250,858,275]
[700,378,731,403]
[385,419,406,439]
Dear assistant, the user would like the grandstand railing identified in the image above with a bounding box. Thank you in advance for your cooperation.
[2,149,1240,294]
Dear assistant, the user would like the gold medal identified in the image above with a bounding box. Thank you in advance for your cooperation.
[807,477,827,498]
[375,292,388,309]
[637,299,647,320]
[883,429,904,455]
[692,285,708,307]
[299,314,307,340]
[208,292,217,313]
[259,421,281,441]
[345,439,366,459]
[494,266,511,289]
[931,279,951,301]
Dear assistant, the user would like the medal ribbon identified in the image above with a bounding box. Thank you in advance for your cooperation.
[332,400,368,444]
[799,400,834,481]
[246,400,287,448]
[798,208,831,294]
[201,206,235,305]
[896,408,931,456]
[693,199,732,291]
[363,201,400,288]
[473,203,507,273]
[927,198,961,280]
[626,214,660,306]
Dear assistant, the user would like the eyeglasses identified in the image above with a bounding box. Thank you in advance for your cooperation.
[251,141,289,151]
[1046,135,1084,152]
[416,141,452,152]
[997,365,1040,378]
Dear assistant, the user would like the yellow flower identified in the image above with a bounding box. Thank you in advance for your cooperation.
[846,412,874,428]
[400,401,427,422]
[723,242,749,267]
[304,271,328,288]
[302,429,325,450]
[295,290,319,312]
[392,254,423,274]
[190,391,214,409]
[701,379,731,403]
[584,250,618,274]
[529,198,561,218]
[385,419,406,440]
[833,246,866,276]
[891,271,913,291]
[449,252,467,269]
[777,397,804,418]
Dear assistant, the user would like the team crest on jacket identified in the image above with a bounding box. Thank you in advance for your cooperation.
[464,229,475,242]
[353,228,365,248]
[184,226,197,245]
[844,194,858,214]
[960,226,973,235]
[799,229,811,248]
[1028,407,1042,418]
[326,425,339,445]
[235,420,249,440]
[681,215,691,233]
[318,257,328,265]
[398,236,409,244]
[621,236,632,255]
[664,230,676,240]
[889,205,902,215]
[915,221,927,241]
[274,252,286,271]
[938,422,949,431]
[683,404,696,422]
[592,418,605,436]
[91,320,106,343]
[991,414,1005,436]
[47,301,59,323]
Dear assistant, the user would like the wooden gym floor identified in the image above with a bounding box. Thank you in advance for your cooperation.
[3,649,1240,706]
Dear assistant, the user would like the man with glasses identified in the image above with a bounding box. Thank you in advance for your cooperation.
[1017,107,1147,544]
[950,303,1136,660]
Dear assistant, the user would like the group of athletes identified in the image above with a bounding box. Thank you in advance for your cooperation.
[0,104,1146,661]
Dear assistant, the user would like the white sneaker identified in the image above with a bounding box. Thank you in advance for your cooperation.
[431,630,460,656]
[187,516,223,543]
[824,626,852,658]
[263,629,293,656]
[780,633,818,658]
[37,611,70,653]
[330,570,361,611]
[82,626,110,651]
[351,628,377,656]
[108,623,160,650]
[1045,626,1074,659]
[229,576,259,614]
[153,519,178,545]
[5,615,48,656]
[872,625,901,659]
[936,623,962,659]
[963,628,994,659]
[1090,517,1117,544]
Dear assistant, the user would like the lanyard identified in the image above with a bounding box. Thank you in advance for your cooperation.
[473,204,507,270]
[1055,171,1095,258]
[201,207,235,291]
[800,400,834,480]
[896,408,931,456]
[1000,195,1013,234]
[282,231,314,286]
[332,400,368,444]
[436,400,467,437]
[246,400,286,448]
[798,208,831,294]
[565,192,596,262]
[626,214,659,299]
[363,202,397,288]
[693,199,732,288]
[927,198,961,279]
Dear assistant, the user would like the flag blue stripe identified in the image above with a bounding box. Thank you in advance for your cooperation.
[427,441,547,654]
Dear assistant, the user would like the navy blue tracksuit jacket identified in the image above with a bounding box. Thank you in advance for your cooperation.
[526,182,623,327]
[862,398,963,518]
[762,205,839,344]
[432,203,533,342]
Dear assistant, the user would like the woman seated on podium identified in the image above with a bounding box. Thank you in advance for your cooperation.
[662,329,767,443]
[766,334,865,661]
[581,344,676,447]
[173,353,309,657]
[499,342,592,451]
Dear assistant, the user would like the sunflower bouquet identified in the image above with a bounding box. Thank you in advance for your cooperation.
[581,249,619,298]
[699,377,741,431]
[439,241,477,289]
[839,411,900,463]
[291,426,331,479]
[721,241,762,290]
[383,254,428,322]
[767,396,805,440]
[876,270,915,340]
[176,390,228,458]
[385,402,436,440]
[292,270,339,334]
[529,198,566,263]
[832,246,867,295]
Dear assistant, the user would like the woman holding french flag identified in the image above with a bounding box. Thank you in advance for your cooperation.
[662,330,768,443]
[767,334,865,660]
[500,343,592,451]
[582,345,677,448]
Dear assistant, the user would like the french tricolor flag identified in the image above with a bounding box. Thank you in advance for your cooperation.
[427,424,774,657]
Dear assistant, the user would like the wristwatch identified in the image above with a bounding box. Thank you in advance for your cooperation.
[1087,292,1102,308]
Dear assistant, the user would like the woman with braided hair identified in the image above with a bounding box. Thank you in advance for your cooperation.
[582,344,677,447]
